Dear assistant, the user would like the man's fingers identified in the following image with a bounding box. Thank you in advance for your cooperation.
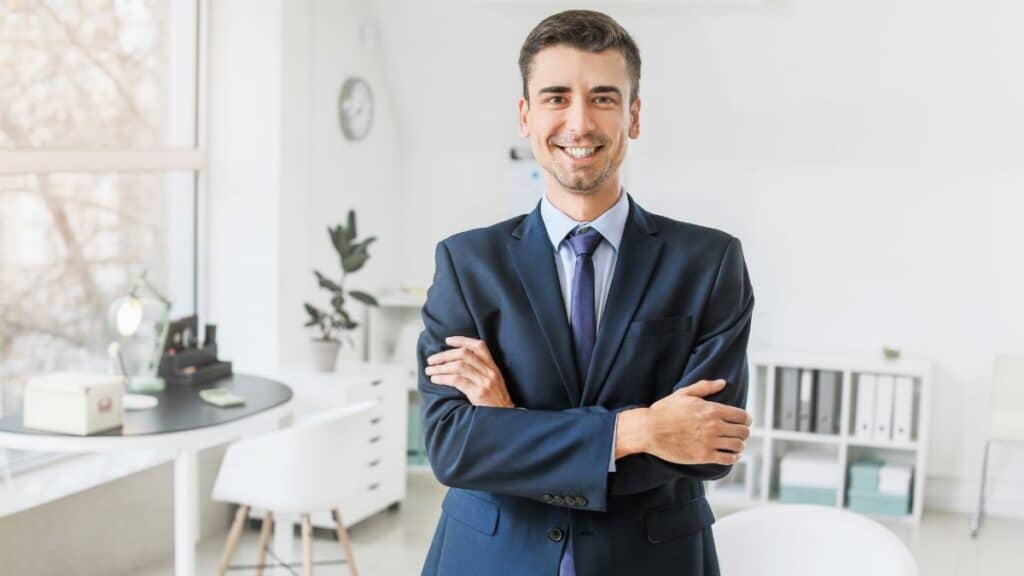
[680,379,727,398]
[426,347,472,366]
[712,437,744,453]
[425,359,486,381]
[446,336,496,364]
[709,450,740,466]
[714,404,751,426]
[717,421,751,440]
[428,373,472,391]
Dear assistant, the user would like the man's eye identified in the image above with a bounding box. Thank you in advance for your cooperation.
[546,96,566,105]
[595,96,616,105]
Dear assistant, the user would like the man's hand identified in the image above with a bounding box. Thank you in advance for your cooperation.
[615,379,751,465]
[425,336,515,408]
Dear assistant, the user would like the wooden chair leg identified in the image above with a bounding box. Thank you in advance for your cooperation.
[255,511,273,576]
[332,508,359,576]
[218,504,250,576]
[301,514,314,576]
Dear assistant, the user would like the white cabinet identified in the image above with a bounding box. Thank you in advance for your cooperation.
[706,349,931,527]
[257,363,408,528]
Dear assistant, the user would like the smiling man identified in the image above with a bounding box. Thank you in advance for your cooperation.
[418,10,755,576]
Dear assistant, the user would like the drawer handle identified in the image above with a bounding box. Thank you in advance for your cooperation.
[368,482,381,491]
[370,379,383,387]
[369,435,382,444]
[370,416,382,425]
[368,459,382,468]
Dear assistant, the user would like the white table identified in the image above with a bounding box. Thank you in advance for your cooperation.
[0,373,293,576]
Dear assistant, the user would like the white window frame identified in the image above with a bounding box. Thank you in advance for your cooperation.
[0,0,211,498]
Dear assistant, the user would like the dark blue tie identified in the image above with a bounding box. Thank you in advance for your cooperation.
[568,226,603,385]
[560,226,603,576]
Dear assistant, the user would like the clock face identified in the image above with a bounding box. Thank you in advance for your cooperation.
[339,77,374,142]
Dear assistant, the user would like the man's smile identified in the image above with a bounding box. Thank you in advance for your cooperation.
[554,144,604,162]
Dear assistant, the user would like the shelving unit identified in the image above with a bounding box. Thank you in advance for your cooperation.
[706,349,932,526]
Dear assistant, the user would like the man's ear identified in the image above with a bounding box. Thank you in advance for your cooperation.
[629,97,641,139]
[518,96,530,137]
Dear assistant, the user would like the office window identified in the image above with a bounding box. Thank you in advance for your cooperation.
[0,1,204,472]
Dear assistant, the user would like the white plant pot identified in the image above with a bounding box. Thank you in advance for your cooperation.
[310,339,341,372]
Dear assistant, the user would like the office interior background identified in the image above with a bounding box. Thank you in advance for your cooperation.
[1,0,1022,575]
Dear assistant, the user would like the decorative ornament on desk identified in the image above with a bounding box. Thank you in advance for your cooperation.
[304,209,380,372]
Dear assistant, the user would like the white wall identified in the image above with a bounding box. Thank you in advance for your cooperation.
[369,0,1024,516]
[209,0,402,371]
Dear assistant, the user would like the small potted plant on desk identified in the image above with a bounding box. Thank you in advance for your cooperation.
[304,209,379,372]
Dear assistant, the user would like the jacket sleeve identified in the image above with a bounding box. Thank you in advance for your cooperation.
[608,236,755,496]
[418,240,618,511]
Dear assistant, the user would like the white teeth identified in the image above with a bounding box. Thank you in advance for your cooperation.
[563,146,597,159]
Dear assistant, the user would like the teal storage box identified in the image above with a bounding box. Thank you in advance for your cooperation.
[848,459,884,491]
[778,486,837,506]
[846,488,911,516]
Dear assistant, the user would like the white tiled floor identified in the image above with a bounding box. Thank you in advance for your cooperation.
[136,473,1024,575]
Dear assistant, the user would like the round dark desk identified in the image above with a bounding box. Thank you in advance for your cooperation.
[0,373,292,442]
[0,373,293,576]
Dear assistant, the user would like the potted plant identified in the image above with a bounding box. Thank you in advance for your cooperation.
[304,210,379,371]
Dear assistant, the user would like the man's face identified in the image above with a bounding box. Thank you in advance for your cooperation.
[519,44,640,195]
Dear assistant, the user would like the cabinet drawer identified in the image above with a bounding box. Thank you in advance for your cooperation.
[346,378,389,404]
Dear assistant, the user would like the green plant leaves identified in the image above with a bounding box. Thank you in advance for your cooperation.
[346,209,357,241]
[314,270,343,293]
[305,210,378,342]
[348,290,379,307]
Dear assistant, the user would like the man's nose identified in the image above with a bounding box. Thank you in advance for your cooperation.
[564,100,596,136]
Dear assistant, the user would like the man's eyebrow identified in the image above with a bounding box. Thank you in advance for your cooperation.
[536,86,571,95]
[535,85,623,98]
[591,86,622,97]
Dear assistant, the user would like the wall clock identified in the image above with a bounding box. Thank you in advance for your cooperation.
[338,76,374,142]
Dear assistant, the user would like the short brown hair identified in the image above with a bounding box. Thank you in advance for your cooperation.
[519,10,641,103]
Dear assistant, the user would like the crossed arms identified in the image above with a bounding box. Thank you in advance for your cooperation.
[417,237,754,511]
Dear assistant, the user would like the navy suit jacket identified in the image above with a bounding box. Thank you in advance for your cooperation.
[418,195,754,576]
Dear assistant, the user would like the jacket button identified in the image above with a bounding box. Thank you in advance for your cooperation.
[542,494,554,503]
[548,528,564,542]
[576,496,588,507]
[552,495,565,505]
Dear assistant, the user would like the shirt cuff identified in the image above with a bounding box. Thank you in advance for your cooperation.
[608,415,617,473]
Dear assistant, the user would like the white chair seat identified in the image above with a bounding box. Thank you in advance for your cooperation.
[211,401,376,576]
[213,402,375,512]
[714,504,917,576]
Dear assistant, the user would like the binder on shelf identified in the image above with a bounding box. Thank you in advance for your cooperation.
[854,373,877,440]
[892,376,915,443]
[873,375,895,442]
[798,369,817,432]
[775,367,800,431]
[815,370,841,434]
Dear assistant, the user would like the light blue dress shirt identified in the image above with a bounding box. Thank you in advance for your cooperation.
[539,189,629,474]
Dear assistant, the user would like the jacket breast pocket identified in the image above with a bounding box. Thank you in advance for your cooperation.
[644,495,715,544]
[442,488,500,536]
[627,313,693,338]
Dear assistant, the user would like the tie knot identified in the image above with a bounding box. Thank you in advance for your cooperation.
[567,226,603,257]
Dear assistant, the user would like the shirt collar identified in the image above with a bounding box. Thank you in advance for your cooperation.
[540,189,629,252]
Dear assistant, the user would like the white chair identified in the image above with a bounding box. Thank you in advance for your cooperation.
[212,401,376,576]
[971,354,1024,538]
[713,504,917,576]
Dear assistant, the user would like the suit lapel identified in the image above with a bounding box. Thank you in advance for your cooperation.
[582,197,664,405]
[508,206,582,405]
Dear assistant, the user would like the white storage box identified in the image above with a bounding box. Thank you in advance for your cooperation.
[24,372,125,435]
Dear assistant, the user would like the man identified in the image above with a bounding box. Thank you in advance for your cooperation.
[418,10,754,576]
